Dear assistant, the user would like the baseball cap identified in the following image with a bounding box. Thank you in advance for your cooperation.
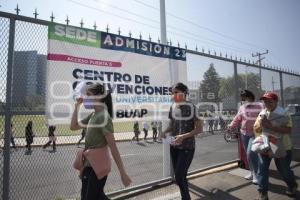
[260,92,278,101]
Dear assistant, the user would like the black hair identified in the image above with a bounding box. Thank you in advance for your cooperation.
[240,89,255,101]
[49,125,56,133]
[26,121,32,130]
[87,83,113,118]
[173,82,189,95]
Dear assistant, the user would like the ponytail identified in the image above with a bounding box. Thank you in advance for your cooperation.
[87,83,113,118]
[103,92,113,118]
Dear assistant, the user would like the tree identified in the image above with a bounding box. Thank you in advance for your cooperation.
[199,63,221,102]
[218,72,264,100]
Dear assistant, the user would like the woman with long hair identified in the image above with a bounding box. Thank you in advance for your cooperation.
[70,82,131,200]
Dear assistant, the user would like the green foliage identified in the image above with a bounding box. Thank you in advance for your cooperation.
[199,63,220,102]
[218,72,264,100]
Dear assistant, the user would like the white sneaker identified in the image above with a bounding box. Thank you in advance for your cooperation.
[252,178,258,185]
[244,173,252,180]
[252,173,258,184]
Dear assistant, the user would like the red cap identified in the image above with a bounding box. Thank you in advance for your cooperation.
[260,92,278,101]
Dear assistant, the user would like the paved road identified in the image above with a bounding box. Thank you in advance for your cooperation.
[1,133,237,200]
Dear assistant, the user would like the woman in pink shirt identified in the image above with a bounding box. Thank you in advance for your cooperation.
[229,90,263,184]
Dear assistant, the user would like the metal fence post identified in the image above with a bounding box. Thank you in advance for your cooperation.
[233,62,239,108]
[279,72,285,107]
[2,17,15,200]
[160,0,173,178]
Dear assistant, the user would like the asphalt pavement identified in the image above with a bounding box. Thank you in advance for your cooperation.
[1,132,237,200]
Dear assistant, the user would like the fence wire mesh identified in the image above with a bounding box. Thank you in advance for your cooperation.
[261,68,282,104]
[237,64,264,99]
[186,54,238,172]
[9,21,82,200]
[0,12,300,200]
[283,73,300,106]
[13,21,47,112]
[282,73,300,148]
[0,16,10,199]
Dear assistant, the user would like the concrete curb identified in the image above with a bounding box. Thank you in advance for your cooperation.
[110,161,239,200]
[187,162,238,179]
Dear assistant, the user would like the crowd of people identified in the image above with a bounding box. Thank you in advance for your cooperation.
[129,86,298,200]
[228,89,298,200]
[131,121,163,143]
[0,121,57,154]
[0,82,298,200]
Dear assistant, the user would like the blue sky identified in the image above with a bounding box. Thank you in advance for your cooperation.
[1,0,300,88]
[1,0,300,70]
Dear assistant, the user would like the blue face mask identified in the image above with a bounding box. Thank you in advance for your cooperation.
[83,98,94,109]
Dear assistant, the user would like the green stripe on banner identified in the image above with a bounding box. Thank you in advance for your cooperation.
[48,23,101,47]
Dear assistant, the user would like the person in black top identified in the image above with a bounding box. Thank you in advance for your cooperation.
[10,123,16,149]
[25,121,34,151]
[151,121,158,142]
[132,121,140,142]
[162,82,203,200]
[208,114,214,134]
[42,125,56,151]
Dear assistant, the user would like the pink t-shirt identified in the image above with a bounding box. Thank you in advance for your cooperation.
[230,102,263,136]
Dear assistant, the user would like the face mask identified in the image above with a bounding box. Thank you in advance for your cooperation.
[83,98,94,109]
[173,93,185,102]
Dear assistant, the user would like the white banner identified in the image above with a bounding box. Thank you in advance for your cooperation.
[46,23,187,124]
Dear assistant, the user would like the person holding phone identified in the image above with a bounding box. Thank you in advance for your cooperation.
[161,82,203,200]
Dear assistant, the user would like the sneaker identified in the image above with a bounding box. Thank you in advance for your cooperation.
[252,173,258,185]
[244,173,252,180]
[256,192,268,200]
[286,183,298,196]
[252,178,258,185]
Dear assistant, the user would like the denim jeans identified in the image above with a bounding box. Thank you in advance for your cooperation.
[257,154,297,193]
[170,146,195,200]
[286,150,292,167]
[241,134,259,175]
[81,167,110,200]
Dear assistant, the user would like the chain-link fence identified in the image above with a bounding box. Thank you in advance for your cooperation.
[237,64,264,99]
[186,54,239,172]
[0,16,10,200]
[282,73,300,148]
[1,11,300,200]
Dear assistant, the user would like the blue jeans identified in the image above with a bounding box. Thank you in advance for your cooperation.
[257,154,297,193]
[170,147,195,200]
[241,134,259,175]
[286,150,292,167]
